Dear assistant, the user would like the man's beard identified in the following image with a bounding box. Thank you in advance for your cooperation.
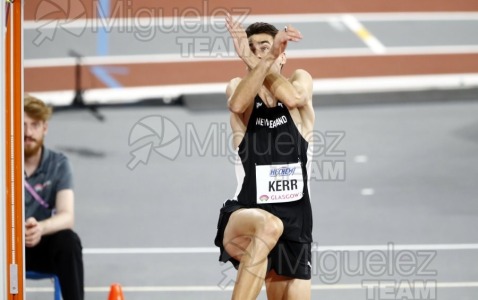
[24,137,43,158]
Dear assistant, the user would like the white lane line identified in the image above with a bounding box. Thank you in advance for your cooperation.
[341,14,386,54]
[84,247,216,254]
[313,73,478,93]
[384,45,478,55]
[82,243,478,254]
[339,12,478,21]
[23,12,478,29]
[361,188,375,196]
[247,12,478,23]
[317,243,478,251]
[354,155,368,163]
[82,247,213,254]
[26,281,478,293]
[27,73,478,106]
[327,16,347,32]
[355,154,373,197]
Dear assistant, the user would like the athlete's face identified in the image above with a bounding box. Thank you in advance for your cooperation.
[248,33,274,58]
[24,113,47,158]
[248,33,285,70]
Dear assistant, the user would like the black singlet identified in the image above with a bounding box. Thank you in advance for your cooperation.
[232,95,313,243]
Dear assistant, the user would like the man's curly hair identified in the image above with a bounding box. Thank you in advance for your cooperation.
[24,95,52,121]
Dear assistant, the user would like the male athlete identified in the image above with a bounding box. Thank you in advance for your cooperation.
[214,14,315,300]
[24,95,84,299]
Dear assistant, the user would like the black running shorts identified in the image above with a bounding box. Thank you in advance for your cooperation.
[214,200,312,280]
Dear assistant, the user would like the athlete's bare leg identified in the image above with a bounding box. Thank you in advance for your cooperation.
[223,208,284,300]
[265,269,311,300]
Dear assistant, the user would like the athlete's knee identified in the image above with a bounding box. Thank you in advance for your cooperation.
[265,214,284,241]
[253,212,283,243]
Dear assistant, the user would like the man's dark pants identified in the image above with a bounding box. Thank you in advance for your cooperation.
[26,229,84,300]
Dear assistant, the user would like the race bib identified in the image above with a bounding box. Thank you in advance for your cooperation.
[256,162,304,204]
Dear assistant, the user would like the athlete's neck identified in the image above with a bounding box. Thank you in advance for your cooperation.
[259,87,278,107]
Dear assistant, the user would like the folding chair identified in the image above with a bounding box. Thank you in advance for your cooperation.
[25,271,62,300]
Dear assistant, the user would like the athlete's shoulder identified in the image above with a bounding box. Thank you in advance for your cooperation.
[226,77,242,98]
[290,69,313,84]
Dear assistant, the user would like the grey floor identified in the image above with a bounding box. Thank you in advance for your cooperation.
[25,98,478,299]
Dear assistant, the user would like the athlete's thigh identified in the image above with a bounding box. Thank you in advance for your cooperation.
[285,277,311,300]
[265,269,289,300]
[265,269,311,300]
[223,208,277,261]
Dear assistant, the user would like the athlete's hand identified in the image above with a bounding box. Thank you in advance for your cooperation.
[25,217,43,247]
[269,25,303,59]
[226,13,253,61]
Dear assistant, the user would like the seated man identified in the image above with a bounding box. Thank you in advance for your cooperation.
[24,95,84,300]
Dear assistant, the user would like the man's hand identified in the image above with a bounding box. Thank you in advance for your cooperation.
[226,13,252,61]
[269,25,303,59]
[25,217,43,247]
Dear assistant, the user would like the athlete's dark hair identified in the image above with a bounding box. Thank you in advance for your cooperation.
[245,22,279,38]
